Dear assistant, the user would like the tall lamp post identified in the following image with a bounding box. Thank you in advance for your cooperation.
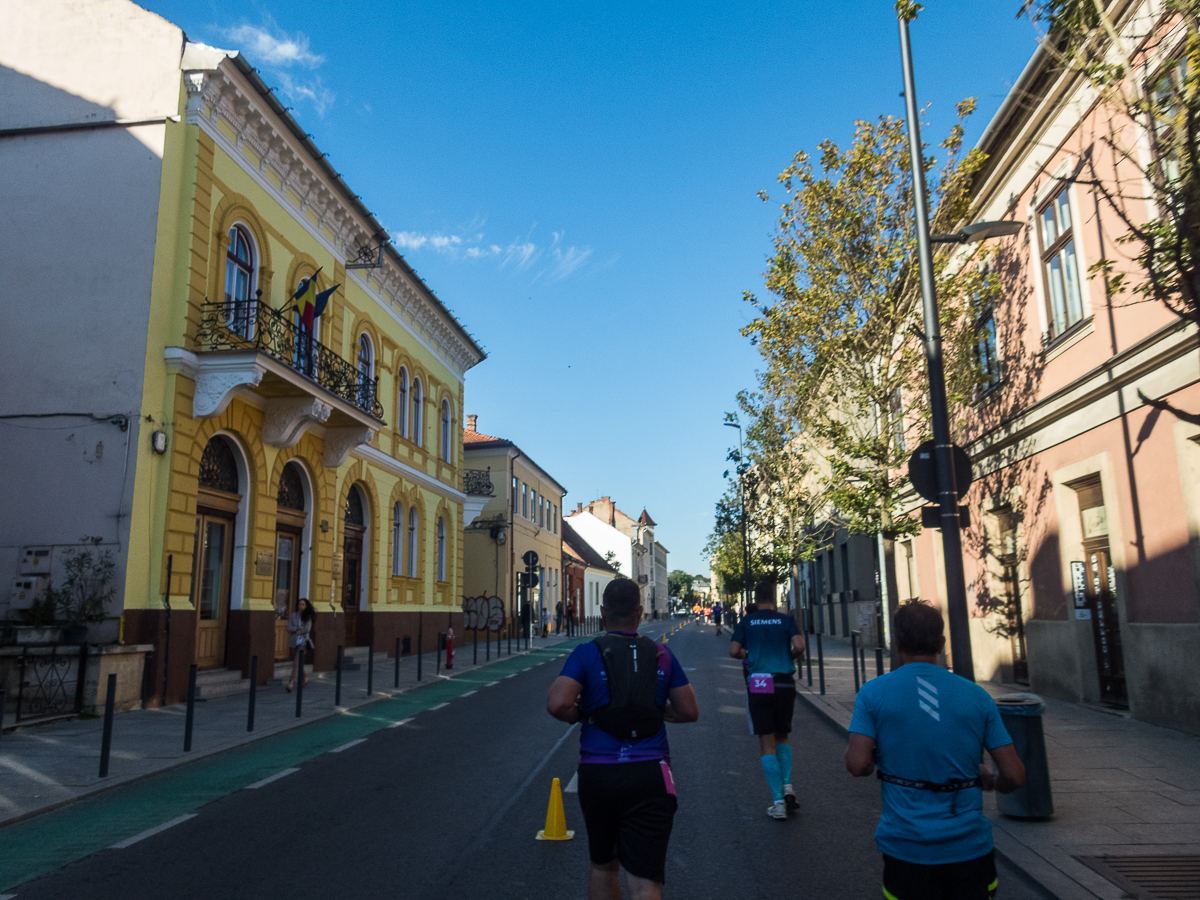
[898,13,1023,681]
[724,421,751,612]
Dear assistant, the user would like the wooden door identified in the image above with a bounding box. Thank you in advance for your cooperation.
[193,513,234,668]
[342,528,364,646]
[1085,542,1127,706]
[273,530,301,660]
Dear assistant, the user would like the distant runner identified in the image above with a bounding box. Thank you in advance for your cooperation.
[712,601,723,636]
[729,582,805,819]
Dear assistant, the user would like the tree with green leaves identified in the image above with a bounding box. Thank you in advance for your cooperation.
[1020,0,1200,332]
[668,569,695,603]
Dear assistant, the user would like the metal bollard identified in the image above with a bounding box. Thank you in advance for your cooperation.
[436,633,443,676]
[395,637,401,688]
[817,633,825,695]
[851,631,861,693]
[247,656,258,733]
[486,628,491,661]
[806,634,813,687]
[473,628,478,665]
[335,645,344,706]
[875,647,884,678]
[417,633,423,681]
[184,664,197,751]
[99,673,116,777]
[367,644,374,696]
[0,688,5,743]
[294,647,305,717]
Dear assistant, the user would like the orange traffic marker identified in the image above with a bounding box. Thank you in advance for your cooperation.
[536,777,574,841]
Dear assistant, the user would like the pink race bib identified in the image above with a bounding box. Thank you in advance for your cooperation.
[748,673,775,694]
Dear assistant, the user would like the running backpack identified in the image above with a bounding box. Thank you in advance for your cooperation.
[589,633,665,741]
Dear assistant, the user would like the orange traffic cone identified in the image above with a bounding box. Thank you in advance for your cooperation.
[536,777,574,841]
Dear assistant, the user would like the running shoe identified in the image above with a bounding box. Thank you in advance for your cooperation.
[783,784,798,812]
[767,800,787,820]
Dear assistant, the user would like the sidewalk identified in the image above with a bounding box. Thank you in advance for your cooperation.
[796,635,1200,900]
[0,628,580,829]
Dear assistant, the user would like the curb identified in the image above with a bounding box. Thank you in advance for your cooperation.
[0,641,574,831]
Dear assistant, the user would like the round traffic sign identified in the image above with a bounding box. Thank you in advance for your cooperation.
[907,440,973,504]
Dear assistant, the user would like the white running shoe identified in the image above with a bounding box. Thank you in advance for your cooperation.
[767,800,787,820]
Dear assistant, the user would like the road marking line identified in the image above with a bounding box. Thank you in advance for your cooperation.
[389,717,415,728]
[460,690,477,697]
[564,772,579,793]
[110,814,197,849]
[0,893,17,899]
[330,739,367,753]
[505,674,517,679]
[484,681,499,687]
[428,702,450,711]
[245,768,300,789]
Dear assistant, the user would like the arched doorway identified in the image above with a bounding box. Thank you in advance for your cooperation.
[342,485,367,646]
[274,461,309,660]
[193,436,242,668]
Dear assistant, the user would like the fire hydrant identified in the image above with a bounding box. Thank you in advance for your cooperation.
[445,627,454,670]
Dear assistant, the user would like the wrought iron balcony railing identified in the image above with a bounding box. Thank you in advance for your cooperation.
[197,299,384,420]
[464,467,494,496]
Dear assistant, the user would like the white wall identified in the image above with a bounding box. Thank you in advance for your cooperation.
[568,513,632,577]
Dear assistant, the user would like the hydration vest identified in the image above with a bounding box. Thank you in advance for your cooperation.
[589,633,665,741]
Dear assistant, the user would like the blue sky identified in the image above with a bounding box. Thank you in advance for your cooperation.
[144,0,1042,577]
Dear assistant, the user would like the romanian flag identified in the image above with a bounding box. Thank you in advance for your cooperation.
[313,283,339,323]
[293,267,321,331]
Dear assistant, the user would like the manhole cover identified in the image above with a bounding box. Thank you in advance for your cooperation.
[1077,856,1200,899]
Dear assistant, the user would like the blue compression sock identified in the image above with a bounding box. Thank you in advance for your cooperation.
[775,744,793,787]
[761,754,784,802]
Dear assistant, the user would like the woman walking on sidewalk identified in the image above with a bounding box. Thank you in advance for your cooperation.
[286,598,314,692]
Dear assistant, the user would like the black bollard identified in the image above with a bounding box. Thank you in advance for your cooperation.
[184,664,197,751]
[367,643,374,696]
[473,627,478,666]
[875,647,884,678]
[395,637,401,689]
[247,656,258,733]
[417,633,423,681]
[0,688,5,743]
[335,645,343,706]
[806,632,813,687]
[436,633,443,676]
[861,644,867,683]
[817,633,825,695]
[486,628,491,661]
[852,631,861,693]
[99,673,116,777]
[294,647,305,717]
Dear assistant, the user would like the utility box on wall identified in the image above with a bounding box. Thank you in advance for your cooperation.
[20,546,52,575]
[10,576,49,609]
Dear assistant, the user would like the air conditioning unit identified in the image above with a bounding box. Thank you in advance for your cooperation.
[20,546,52,575]
[11,576,49,610]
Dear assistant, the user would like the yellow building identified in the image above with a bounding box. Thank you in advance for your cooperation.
[462,417,565,639]
[0,1,484,704]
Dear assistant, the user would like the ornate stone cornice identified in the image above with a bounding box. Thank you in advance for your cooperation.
[263,397,332,448]
[180,56,483,379]
[324,426,377,468]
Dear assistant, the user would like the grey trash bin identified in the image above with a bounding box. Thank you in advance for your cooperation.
[994,693,1054,819]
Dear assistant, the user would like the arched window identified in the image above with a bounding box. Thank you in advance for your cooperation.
[407,506,418,577]
[199,436,239,493]
[437,517,446,582]
[357,334,374,410]
[392,501,403,576]
[441,400,452,463]
[412,379,423,447]
[397,367,409,438]
[277,462,305,511]
[344,487,365,526]
[224,225,255,337]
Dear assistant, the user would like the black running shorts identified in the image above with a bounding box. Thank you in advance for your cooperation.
[882,850,998,900]
[576,760,678,883]
[747,684,796,736]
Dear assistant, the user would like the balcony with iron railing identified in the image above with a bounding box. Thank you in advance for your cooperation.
[165,298,385,468]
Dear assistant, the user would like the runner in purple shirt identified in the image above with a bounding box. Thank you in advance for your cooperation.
[547,579,699,900]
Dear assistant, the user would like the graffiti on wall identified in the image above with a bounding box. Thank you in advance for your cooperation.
[463,595,506,632]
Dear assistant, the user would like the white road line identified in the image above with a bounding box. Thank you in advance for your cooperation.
[459,690,478,697]
[505,674,517,679]
[330,738,367,753]
[245,768,299,789]
[388,717,415,728]
[1,893,18,899]
[564,772,579,793]
[484,681,499,687]
[110,814,197,849]
[428,702,450,711]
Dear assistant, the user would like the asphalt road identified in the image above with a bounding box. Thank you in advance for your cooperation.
[6,621,1050,899]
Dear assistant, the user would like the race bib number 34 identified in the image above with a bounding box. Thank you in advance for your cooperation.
[748,673,775,694]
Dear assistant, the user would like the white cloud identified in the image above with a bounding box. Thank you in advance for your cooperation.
[391,226,593,281]
[223,23,323,68]
[275,72,334,117]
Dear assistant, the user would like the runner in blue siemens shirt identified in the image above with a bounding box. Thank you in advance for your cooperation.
[729,582,805,819]
[547,579,698,900]
[846,601,1025,900]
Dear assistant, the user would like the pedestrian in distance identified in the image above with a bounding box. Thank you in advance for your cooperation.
[712,601,723,636]
[546,578,699,900]
[285,598,314,692]
[556,599,565,634]
[729,582,805,819]
[845,600,1026,900]
[568,598,578,636]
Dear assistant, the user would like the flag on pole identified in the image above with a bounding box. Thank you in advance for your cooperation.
[313,283,340,323]
[293,267,323,331]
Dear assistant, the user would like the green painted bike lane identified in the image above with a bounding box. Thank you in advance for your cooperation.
[0,642,582,892]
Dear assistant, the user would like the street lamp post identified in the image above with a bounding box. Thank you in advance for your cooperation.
[898,14,1023,681]
[725,421,751,612]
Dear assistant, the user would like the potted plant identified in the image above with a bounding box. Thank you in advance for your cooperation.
[48,547,115,644]
[15,593,61,644]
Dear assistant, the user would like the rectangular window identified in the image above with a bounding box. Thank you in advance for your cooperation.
[976,309,1001,392]
[553,504,558,534]
[522,483,528,519]
[1038,187,1084,340]
[539,496,545,527]
[512,476,518,514]
[531,490,538,523]
[889,388,905,453]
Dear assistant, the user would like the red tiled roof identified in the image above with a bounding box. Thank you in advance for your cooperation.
[463,428,503,444]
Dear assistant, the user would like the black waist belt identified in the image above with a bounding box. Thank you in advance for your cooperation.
[876,771,982,792]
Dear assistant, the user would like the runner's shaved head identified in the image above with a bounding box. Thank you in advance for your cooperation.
[602,578,641,624]
[754,582,778,607]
